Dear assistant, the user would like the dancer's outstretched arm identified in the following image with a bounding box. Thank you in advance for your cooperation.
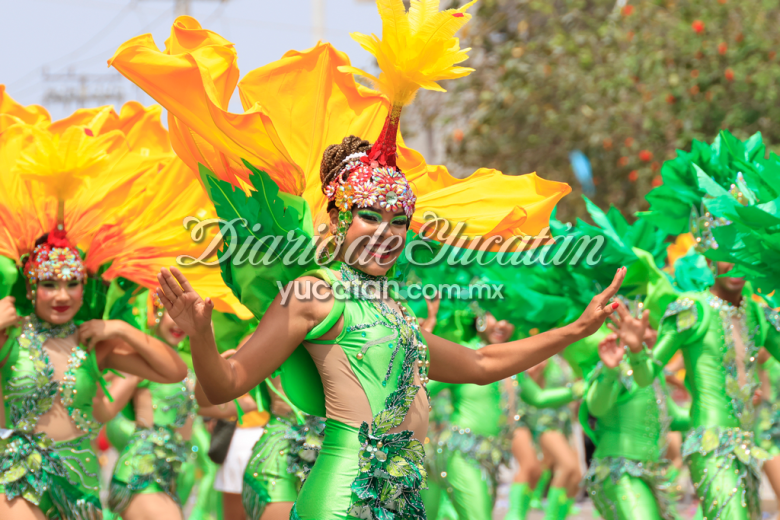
[426,268,626,385]
[159,267,624,403]
[158,268,336,404]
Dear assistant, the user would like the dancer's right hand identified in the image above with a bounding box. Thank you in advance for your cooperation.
[607,303,649,353]
[597,333,624,368]
[157,267,213,337]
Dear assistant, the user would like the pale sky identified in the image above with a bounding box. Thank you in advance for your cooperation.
[1,0,383,120]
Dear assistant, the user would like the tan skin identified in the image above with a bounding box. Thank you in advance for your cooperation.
[0,279,187,520]
[157,204,625,408]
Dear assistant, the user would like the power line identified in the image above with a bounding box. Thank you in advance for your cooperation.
[7,0,138,89]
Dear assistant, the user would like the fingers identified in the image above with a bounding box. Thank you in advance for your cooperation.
[158,268,183,299]
[598,267,626,305]
[615,303,631,321]
[156,287,173,310]
[170,267,196,294]
[641,309,650,328]
[607,323,619,335]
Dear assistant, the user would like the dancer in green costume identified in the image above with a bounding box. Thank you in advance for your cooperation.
[0,232,188,520]
[423,316,514,520]
[622,129,780,520]
[583,327,690,520]
[108,295,253,519]
[115,6,628,520]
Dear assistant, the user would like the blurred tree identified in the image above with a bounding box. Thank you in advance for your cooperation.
[440,0,780,221]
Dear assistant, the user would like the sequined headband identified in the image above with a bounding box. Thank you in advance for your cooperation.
[24,227,86,286]
[323,152,417,219]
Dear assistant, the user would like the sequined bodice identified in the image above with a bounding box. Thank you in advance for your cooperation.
[2,316,101,438]
[591,362,670,461]
[686,294,761,430]
[140,371,197,429]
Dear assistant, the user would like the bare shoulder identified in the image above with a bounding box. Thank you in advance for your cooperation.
[279,275,337,326]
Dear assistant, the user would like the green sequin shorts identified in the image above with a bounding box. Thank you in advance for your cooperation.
[758,403,780,457]
[683,426,767,520]
[108,425,190,514]
[242,416,301,520]
[584,457,680,520]
[0,433,101,520]
[518,406,573,443]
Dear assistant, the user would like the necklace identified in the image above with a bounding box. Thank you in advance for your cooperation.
[339,264,429,390]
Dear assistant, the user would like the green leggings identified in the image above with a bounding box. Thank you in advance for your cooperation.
[589,474,678,520]
[443,452,494,520]
[688,451,760,520]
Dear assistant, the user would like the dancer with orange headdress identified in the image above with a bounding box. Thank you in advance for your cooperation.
[0,89,246,520]
[110,2,627,518]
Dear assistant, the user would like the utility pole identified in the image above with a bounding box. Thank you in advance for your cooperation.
[312,0,325,44]
[142,0,228,17]
[42,69,125,113]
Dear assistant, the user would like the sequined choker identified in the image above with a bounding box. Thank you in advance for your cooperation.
[29,313,76,338]
[339,263,389,298]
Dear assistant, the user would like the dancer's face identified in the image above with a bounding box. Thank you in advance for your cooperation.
[156,310,186,346]
[30,279,83,324]
[331,205,408,276]
[479,313,515,344]
[712,261,745,294]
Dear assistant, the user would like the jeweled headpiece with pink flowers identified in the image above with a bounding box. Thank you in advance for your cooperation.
[24,225,86,286]
[323,106,417,222]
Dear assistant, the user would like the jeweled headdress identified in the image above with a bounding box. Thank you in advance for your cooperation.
[24,225,86,286]
[324,0,477,238]
[641,130,760,254]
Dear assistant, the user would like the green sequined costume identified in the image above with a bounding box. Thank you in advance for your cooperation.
[514,356,581,442]
[0,316,104,519]
[282,265,431,520]
[758,310,780,457]
[582,360,690,520]
[421,337,511,520]
[628,291,780,520]
[108,372,198,514]
[241,393,325,520]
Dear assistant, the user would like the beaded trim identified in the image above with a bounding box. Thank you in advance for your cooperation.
[340,263,429,520]
[764,306,780,333]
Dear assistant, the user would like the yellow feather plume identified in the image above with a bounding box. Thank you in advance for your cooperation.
[340,0,477,107]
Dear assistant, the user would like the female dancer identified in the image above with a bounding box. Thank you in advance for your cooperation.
[422,308,514,520]
[114,4,626,518]
[628,130,780,520]
[0,91,247,520]
[585,323,690,520]
[108,294,255,520]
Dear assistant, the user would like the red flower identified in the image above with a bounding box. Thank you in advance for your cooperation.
[691,69,699,78]
[651,161,660,172]
[628,170,639,182]
[692,20,705,34]
[690,85,700,95]
[618,156,629,167]
[603,138,613,150]
[651,176,663,187]
[639,150,653,162]
[453,129,464,142]
[666,94,676,104]
[770,51,777,60]
[735,33,744,43]
[718,42,727,55]
[622,5,634,16]
[725,68,735,81]
[624,137,634,147]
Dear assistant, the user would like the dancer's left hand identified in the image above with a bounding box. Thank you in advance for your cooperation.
[597,333,624,368]
[79,319,125,350]
[573,267,626,337]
